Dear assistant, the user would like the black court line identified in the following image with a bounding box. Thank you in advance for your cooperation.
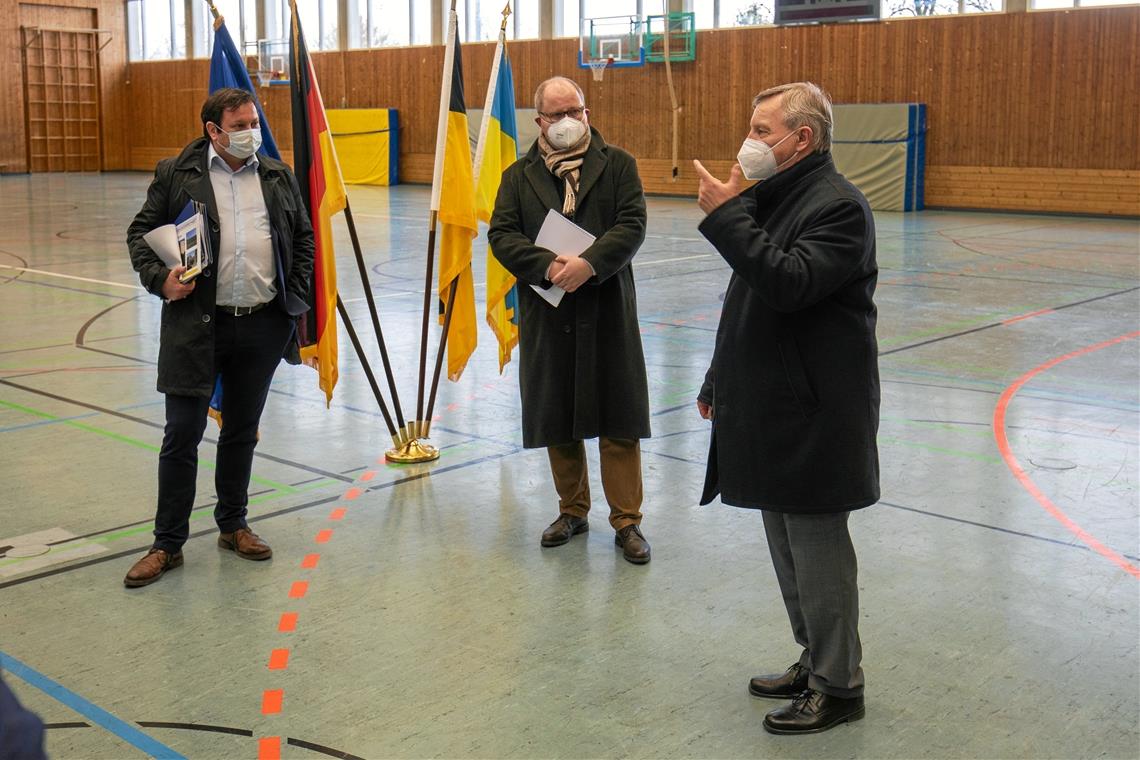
[43,721,363,758]
[0,332,144,357]
[75,345,157,364]
[0,446,523,590]
[75,295,142,347]
[0,378,355,484]
[880,500,1140,563]
[880,285,1140,357]
[43,489,277,546]
[652,403,691,417]
[878,266,1123,291]
[640,318,717,333]
[288,736,366,759]
[137,721,252,737]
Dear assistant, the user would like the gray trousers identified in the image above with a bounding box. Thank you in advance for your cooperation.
[762,510,865,698]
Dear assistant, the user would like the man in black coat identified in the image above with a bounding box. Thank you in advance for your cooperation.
[123,88,315,587]
[489,77,652,564]
[693,82,879,734]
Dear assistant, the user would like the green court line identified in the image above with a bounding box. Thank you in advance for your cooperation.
[879,436,1001,464]
[0,477,336,568]
[0,398,300,494]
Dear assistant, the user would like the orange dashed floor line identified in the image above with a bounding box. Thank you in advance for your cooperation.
[257,471,378,755]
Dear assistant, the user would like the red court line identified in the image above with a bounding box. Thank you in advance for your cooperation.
[261,689,284,715]
[278,612,298,632]
[267,649,290,670]
[344,487,363,500]
[329,507,347,521]
[993,330,1140,579]
[1002,308,1055,326]
[258,736,281,760]
[315,528,333,543]
[288,581,309,598]
[360,471,376,482]
[301,553,320,569]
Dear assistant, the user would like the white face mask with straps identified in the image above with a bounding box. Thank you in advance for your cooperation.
[546,116,588,150]
[736,129,801,181]
[215,125,263,160]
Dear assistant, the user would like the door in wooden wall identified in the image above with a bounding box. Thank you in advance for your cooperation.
[21,17,103,172]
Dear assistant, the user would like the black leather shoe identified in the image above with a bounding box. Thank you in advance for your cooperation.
[763,689,865,735]
[615,525,651,564]
[541,514,588,547]
[749,662,809,699]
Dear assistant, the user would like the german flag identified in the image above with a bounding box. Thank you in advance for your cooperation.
[437,30,478,382]
[289,0,346,405]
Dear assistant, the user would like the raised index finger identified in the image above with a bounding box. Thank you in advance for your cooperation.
[692,159,716,183]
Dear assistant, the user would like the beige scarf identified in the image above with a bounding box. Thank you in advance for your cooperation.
[539,129,591,216]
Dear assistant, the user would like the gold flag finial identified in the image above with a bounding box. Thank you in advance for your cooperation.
[206,0,224,31]
[500,2,512,32]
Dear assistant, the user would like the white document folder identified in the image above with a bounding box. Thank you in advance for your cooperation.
[532,208,596,308]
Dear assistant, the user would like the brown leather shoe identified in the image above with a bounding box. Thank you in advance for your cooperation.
[541,514,589,547]
[218,528,273,560]
[615,525,651,564]
[123,548,183,588]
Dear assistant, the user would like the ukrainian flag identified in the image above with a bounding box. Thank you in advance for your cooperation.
[476,51,520,373]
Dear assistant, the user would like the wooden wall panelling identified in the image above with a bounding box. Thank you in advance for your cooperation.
[9,6,1130,214]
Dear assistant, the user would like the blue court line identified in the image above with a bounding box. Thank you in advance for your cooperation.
[0,411,100,434]
[0,650,187,759]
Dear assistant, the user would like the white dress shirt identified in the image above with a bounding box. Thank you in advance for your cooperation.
[208,144,277,307]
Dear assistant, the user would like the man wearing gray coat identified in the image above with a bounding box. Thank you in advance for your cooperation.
[489,76,652,564]
[693,82,879,734]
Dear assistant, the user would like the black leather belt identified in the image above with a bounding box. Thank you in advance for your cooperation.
[216,302,270,317]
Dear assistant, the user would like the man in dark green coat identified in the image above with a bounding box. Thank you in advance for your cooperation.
[694,82,879,734]
[123,89,314,587]
[488,76,652,564]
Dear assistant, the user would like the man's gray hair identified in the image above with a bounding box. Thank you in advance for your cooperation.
[534,77,586,114]
[753,82,833,152]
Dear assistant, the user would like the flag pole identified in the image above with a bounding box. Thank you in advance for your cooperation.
[422,2,511,441]
[472,4,510,191]
[393,0,458,463]
[336,296,399,439]
[341,200,410,449]
[204,1,223,31]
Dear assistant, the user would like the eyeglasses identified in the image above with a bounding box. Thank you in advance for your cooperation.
[539,107,586,122]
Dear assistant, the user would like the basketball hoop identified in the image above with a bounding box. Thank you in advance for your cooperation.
[588,58,610,82]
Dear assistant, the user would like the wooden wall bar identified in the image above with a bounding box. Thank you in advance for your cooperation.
[3,7,1138,215]
[0,0,128,173]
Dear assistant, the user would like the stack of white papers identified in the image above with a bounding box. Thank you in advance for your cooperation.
[532,209,595,308]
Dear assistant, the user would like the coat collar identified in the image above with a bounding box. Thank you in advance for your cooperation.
[749,150,834,206]
[172,136,290,223]
[523,127,609,215]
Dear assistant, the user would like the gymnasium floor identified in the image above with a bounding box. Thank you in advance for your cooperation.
[1,172,1137,759]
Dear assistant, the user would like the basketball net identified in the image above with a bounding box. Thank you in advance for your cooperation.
[588,58,609,82]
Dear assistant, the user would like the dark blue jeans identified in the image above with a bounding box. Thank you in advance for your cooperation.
[152,307,293,554]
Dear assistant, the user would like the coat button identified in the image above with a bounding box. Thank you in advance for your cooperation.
[203,269,211,278]
[562,325,571,333]
[202,314,211,323]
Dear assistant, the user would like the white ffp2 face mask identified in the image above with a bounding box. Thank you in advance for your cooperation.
[547,116,588,150]
[218,126,263,160]
[737,130,800,181]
